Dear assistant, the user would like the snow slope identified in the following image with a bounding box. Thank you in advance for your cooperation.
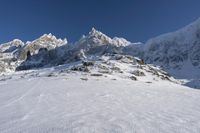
[0,62,200,133]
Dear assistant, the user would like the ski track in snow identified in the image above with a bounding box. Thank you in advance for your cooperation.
[0,73,200,133]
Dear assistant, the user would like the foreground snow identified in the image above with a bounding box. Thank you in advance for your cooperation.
[0,69,200,133]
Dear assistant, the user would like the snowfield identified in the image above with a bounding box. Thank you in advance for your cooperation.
[0,65,200,133]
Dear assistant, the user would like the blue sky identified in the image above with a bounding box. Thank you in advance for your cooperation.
[0,0,200,43]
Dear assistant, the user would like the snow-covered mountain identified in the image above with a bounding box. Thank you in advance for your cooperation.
[0,39,25,59]
[72,28,131,57]
[75,28,130,49]
[0,39,24,53]
[0,24,200,88]
[143,18,200,76]
[0,39,25,73]
[18,33,67,60]
[0,34,68,73]
[14,28,134,71]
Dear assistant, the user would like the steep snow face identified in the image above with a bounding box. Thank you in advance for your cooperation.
[144,18,200,76]
[18,33,68,60]
[146,18,200,46]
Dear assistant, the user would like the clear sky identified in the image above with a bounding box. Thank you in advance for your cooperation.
[0,0,200,43]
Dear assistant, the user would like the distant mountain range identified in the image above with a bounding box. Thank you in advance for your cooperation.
[0,18,200,88]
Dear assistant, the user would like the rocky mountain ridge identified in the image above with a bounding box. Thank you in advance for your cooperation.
[1,19,200,88]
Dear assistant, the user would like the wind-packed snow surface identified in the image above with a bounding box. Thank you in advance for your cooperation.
[0,56,200,133]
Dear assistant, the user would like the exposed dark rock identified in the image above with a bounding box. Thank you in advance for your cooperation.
[26,51,31,60]
[130,76,137,81]
[82,61,95,66]
[98,70,112,74]
[146,81,152,83]
[131,70,145,76]
[71,65,90,72]
[80,78,88,81]
[91,73,103,76]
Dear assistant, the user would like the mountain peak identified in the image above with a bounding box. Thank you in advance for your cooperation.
[12,39,23,43]
[91,27,97,33]
[40,33,56,40]
[0,39,24,54]
[31,33,68,46]
[18,33,68,59]
[75,27,131,49]
[1,39,24,47]
[88,27,105,37]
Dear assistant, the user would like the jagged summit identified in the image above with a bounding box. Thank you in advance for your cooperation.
[36,33,68,46]
[87,27,113,44]
[0,39,24,47]
[75,28,130,50]
[0,39,24,53]
[88,27,103,37]
[40,33,57,41]
[16,33,68,60]
[87,28,115,43]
